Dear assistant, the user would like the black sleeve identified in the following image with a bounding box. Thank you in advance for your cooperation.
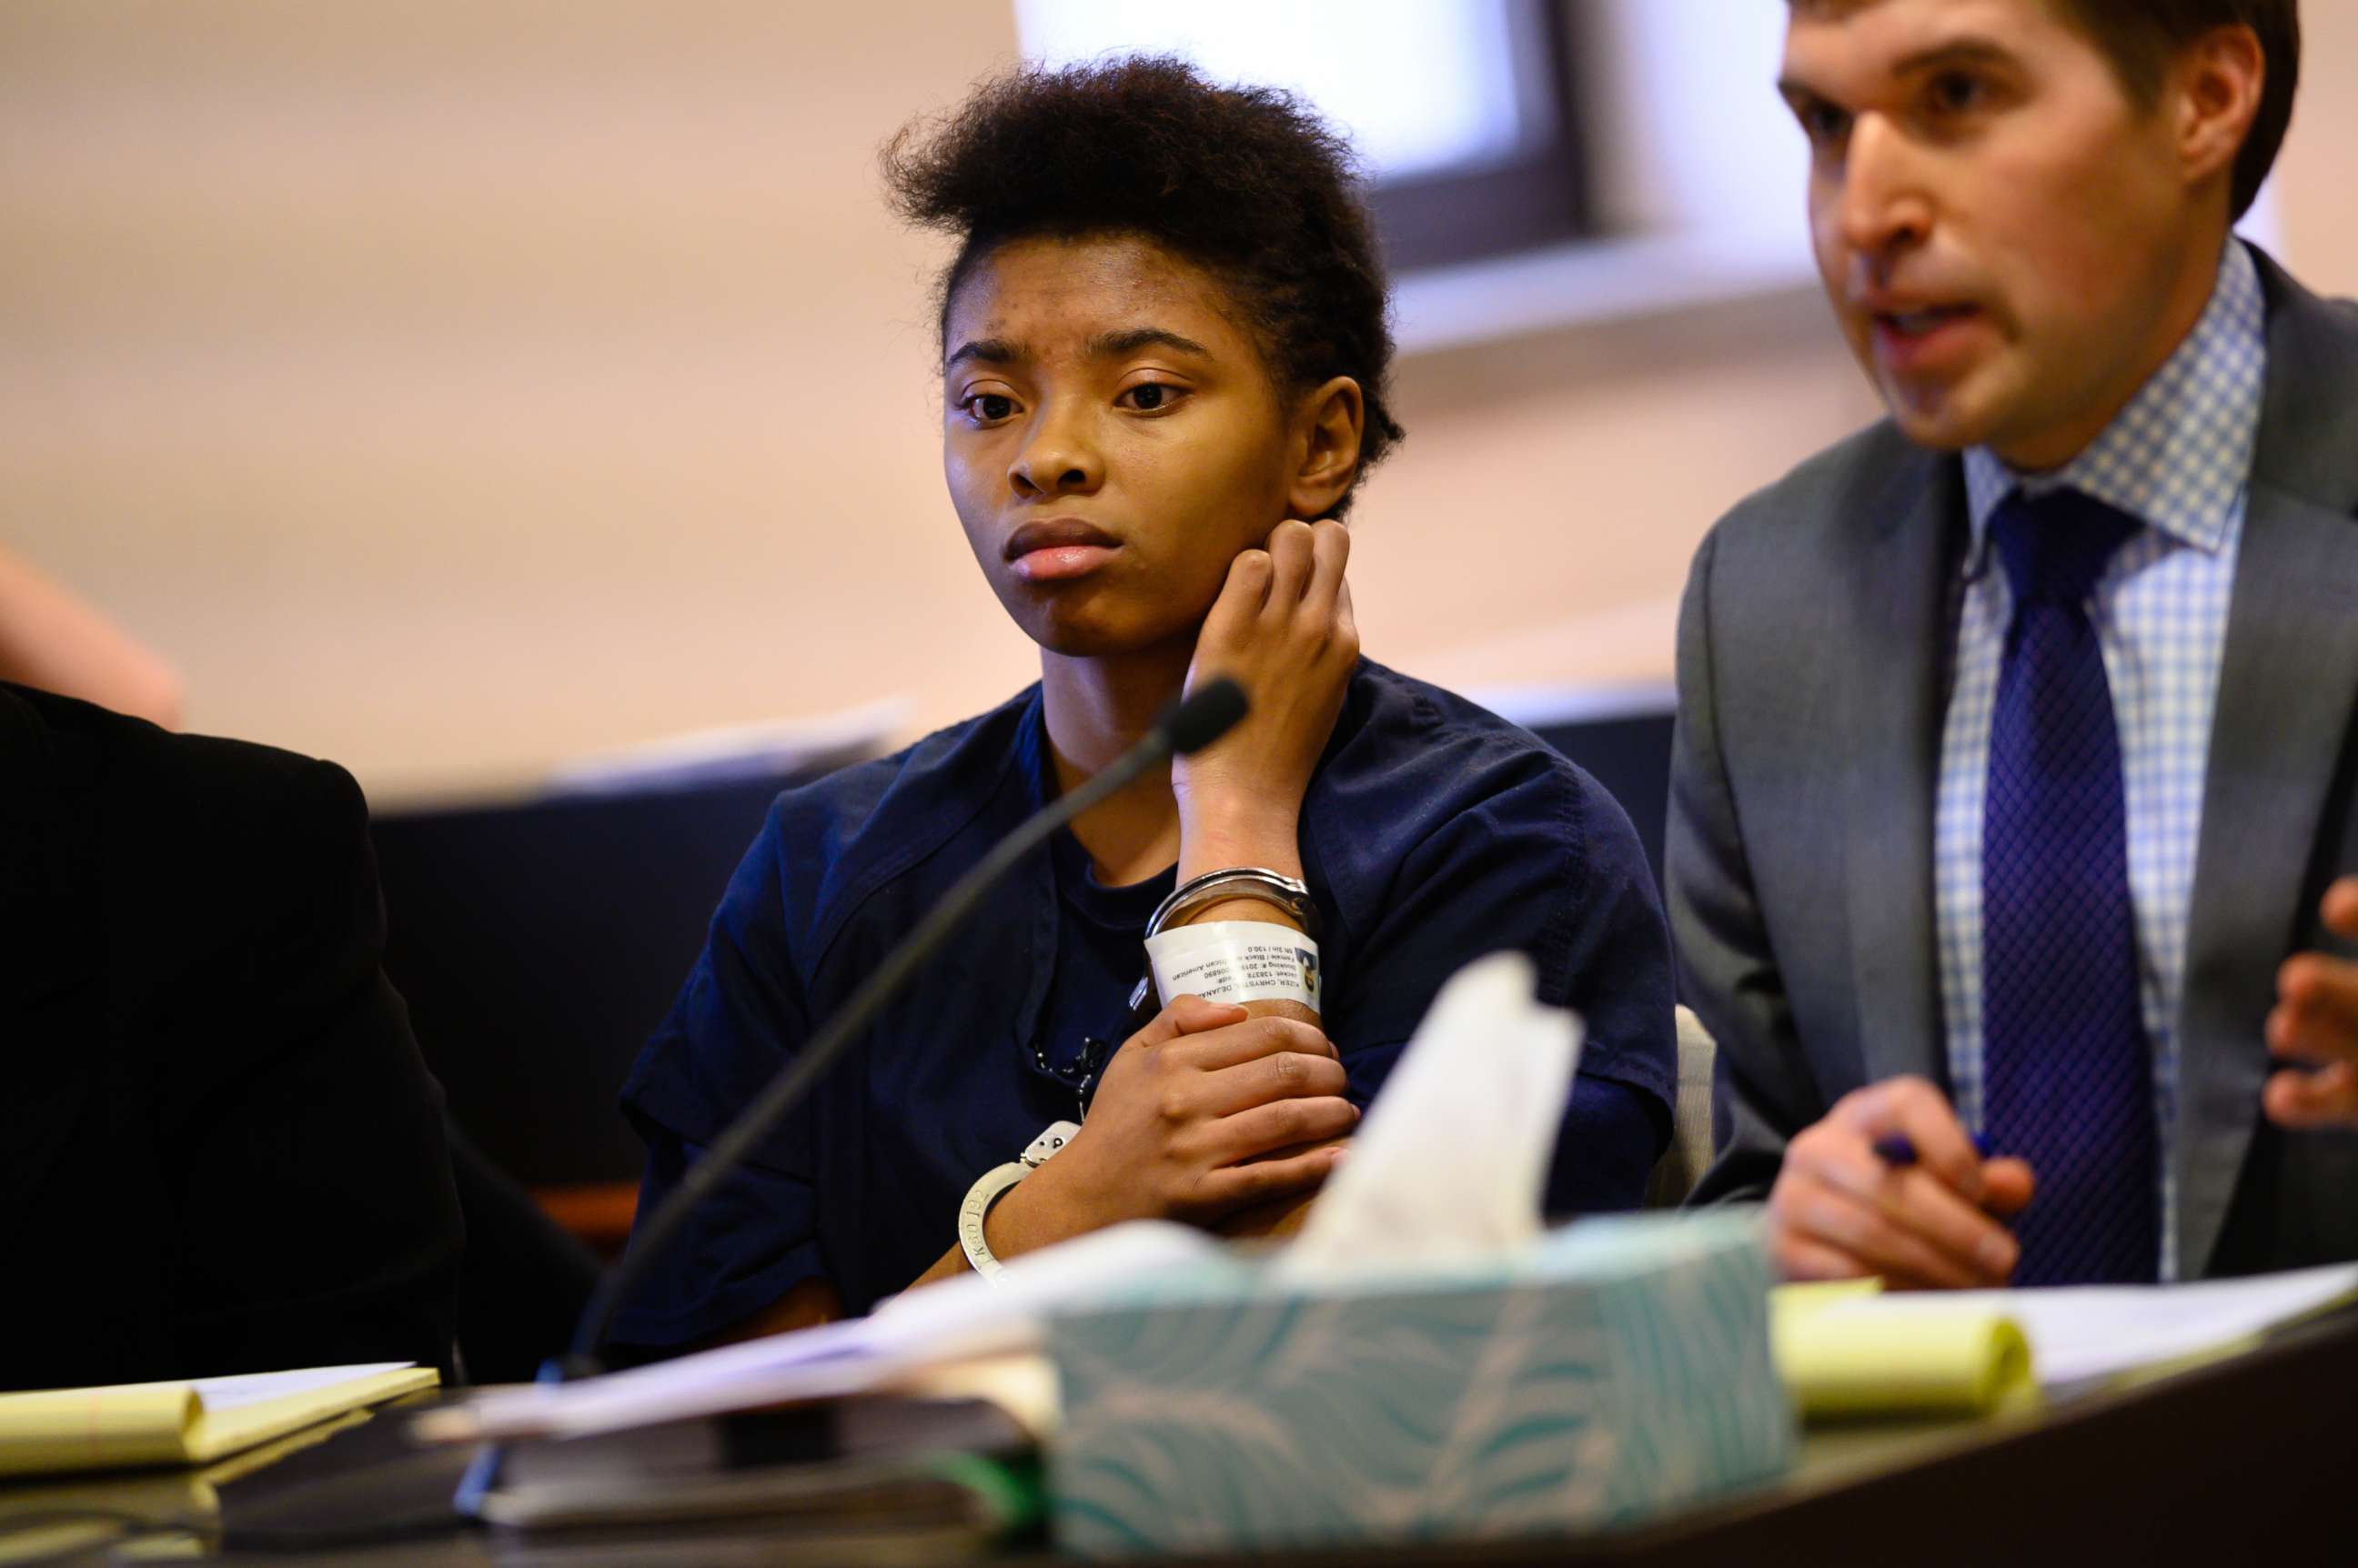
[612,799,831,1351]
[154,753,466,1378]
[1322,743,1677,1215]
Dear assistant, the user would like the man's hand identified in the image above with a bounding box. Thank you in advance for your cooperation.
[2263,875,2358,1130]
[1172,518,1357,882]
[983,996,1356,1261]
[1767,1076,2035,1289]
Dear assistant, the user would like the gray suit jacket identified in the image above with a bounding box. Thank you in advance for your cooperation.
[1669,252,2358,1278]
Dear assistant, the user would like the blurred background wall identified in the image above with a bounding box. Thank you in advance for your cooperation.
[3,0,2347,801]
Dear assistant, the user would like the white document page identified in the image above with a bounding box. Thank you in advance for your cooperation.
[193,1363,414,1412]
[1863,1261,2358,1393]
[429,1221,1216,1443]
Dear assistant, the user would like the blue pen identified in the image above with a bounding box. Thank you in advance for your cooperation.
[1872,1131,1995,1166]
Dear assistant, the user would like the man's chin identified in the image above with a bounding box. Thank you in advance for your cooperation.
[1877,375,2001,455]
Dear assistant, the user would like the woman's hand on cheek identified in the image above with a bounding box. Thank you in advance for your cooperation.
[1173,518,1357,879]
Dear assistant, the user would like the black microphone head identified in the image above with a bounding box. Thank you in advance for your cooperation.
[1163,677,1249,754]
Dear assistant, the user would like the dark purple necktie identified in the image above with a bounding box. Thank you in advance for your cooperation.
[1980,487,2159,1285]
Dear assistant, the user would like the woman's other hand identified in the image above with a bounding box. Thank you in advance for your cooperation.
[983,995,1356,1258]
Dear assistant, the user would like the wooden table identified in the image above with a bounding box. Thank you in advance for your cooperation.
[5,1307,2351,1564]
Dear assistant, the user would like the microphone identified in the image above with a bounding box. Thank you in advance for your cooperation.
[1163,675,1247,756]
[563,675,1248,1372]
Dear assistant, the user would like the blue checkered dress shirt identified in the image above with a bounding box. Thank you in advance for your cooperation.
[1941,239,2266,1282]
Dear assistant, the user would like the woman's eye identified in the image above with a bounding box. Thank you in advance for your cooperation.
[962,393,1015,423]
[1119,382,1184,413]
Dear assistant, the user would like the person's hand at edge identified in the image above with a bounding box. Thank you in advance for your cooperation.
[2263,875,2358,1130]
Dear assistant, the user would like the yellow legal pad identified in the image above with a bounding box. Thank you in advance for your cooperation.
[1771,1281,2038,1419]
[0,1362,439,1478]
[1769,1261,2358,1420]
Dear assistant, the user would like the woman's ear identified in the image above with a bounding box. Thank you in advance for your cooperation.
[1285,377,1365,519]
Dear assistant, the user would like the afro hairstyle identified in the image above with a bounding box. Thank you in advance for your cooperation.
[882,54,1405,511]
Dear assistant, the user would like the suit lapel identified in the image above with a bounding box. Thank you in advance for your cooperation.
[1844,454,1965,1089]
[2178,256,2358,1275]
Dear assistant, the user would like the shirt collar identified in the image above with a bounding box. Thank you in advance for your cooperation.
[1961,238,2266,569]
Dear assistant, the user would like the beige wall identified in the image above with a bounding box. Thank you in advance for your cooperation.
[1,3,2346,799]
[2272,3,2358,302]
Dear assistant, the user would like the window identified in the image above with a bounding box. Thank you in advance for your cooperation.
[1013,0,1591,272]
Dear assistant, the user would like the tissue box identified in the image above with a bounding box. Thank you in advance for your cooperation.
[1043,1211,1793,1558]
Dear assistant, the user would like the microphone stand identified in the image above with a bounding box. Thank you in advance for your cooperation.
[456,677,1247,1516]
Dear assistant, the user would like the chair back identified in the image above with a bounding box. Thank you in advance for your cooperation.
[1645,1005,1718,1207]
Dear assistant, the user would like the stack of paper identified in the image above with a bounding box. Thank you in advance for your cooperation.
[0,1401,388,1564]
[417,1223,1214,1446]
[0,1363,438,1479]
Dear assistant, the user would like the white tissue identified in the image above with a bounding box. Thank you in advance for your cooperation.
[1278,951,1584,1281]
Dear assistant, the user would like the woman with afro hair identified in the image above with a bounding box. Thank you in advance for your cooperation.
[614,56,1675,1347]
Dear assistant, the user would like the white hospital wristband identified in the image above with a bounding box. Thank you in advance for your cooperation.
[1144,920,1322,1011]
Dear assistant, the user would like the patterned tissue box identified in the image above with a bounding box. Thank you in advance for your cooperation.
[1044,1210,1793,1558]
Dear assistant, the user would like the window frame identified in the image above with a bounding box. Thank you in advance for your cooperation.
[1365,0,1592,273]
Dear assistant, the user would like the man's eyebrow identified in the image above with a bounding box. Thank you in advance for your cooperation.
[946,337,1020,369]
[1776,36,2017,104]
[1889,37,2018,75]
[1088,327,1213,361]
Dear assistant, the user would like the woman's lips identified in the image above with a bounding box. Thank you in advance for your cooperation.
[1010,543,1118,582]
[1004,518,1121,583]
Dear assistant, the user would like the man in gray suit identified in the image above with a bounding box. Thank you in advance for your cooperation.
[1673,0,2358,1285]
